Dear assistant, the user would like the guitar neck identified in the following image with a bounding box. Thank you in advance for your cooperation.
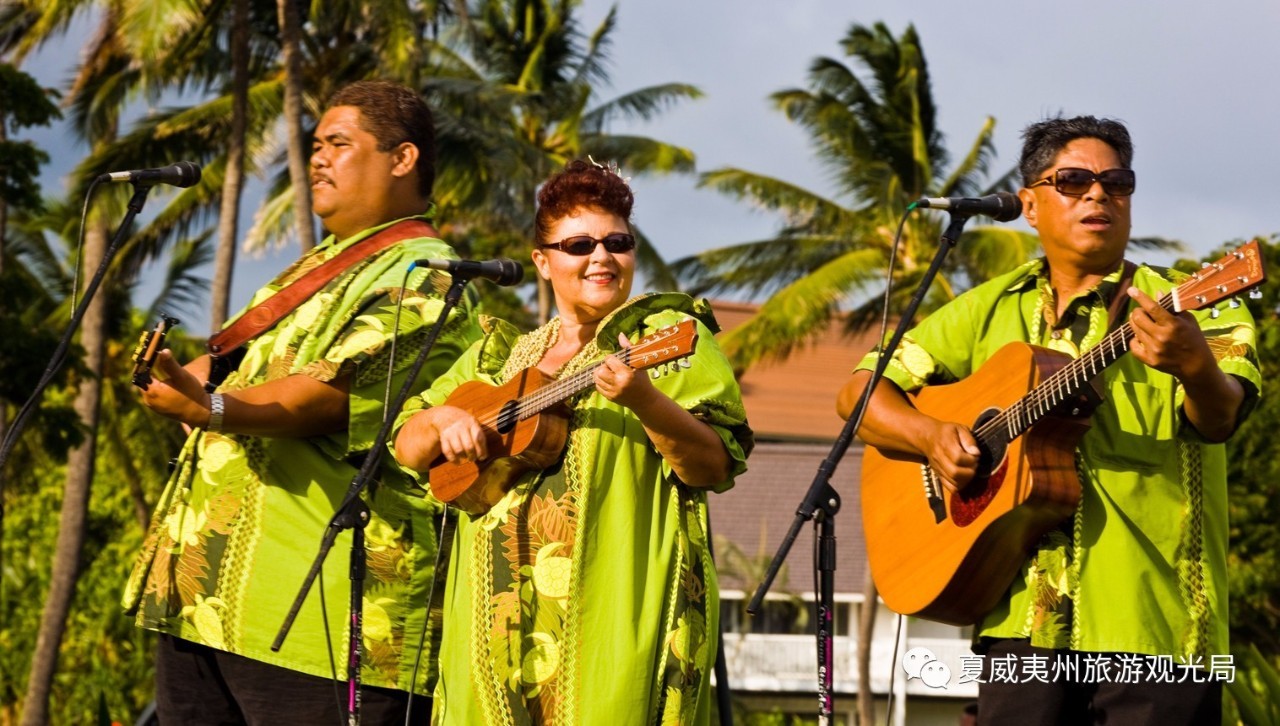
[521,353,632,417]
[990,291,1176,441]
[508,325,695,424]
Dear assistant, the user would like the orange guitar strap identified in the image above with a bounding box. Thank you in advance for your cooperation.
[1106,260,1138,333]
[207,219,438,356]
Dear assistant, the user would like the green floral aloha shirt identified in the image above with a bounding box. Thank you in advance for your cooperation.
[122,216,482,694]
[857,259,1261,660]
[393,294,753,725]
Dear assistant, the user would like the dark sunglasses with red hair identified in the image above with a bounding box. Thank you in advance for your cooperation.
[1028,168,1136,197]
[540,233,636,256]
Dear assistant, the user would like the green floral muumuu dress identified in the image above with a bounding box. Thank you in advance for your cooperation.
[397,294,753,725]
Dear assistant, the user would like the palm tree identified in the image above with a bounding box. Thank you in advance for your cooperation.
[237,0,454,256]
[213,0,251,329]
[6,10,139,723]
[0,1,238,718]
[275,0,314,251]
[674,22,1038,373]
[0,62,61,459]
[426,0,703,321]
[1,195,213,723]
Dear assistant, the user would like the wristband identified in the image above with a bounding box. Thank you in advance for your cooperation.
[207,392,225,432]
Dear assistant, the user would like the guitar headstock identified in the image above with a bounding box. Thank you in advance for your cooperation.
[1173,240,1266,313]
[626,319,699,369]
[131,314,181,388]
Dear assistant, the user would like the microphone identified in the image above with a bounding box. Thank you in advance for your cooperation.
[914,192,1022,222]
[97,161,202,188]
[411,257,524,286]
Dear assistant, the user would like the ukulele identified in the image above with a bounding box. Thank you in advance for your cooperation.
[130,315,181,388]
[429,319,699,515]
[860,242,1265,625]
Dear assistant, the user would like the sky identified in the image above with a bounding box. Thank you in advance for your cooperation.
[21,0,1280,333]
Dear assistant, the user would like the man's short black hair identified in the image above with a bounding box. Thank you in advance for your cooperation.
[1019,115,1133,186]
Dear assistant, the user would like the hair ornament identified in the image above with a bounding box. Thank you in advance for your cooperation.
[586,155,632,187]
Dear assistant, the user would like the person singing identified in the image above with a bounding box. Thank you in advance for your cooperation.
[838,115,1260,725]
[393,159,753,724]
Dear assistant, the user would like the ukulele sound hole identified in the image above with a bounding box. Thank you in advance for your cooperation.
[495,400,520,434]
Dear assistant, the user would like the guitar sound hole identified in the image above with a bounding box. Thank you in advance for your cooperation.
[949,408,1010,527]
[495,400,519,434]
[970,408,1008,483]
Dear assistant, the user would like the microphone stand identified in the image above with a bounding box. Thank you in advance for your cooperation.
[272,272,473,726]
[746,211,974,723]
[0,181,155,512]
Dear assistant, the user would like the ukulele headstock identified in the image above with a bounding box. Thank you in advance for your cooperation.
[131,314,181,388]
[1173,240,1266,314]
[626,319,699,369]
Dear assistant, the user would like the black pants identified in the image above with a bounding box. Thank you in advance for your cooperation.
[976,639,1222,726]
[155,634,431,726]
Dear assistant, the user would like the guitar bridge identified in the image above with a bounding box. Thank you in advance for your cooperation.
[921,464,947,524]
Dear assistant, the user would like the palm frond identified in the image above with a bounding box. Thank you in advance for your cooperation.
[954,226,1040,288]
[717,247,888,368]
[583,135,695,175]
[632,225,679,293]
[573,3,616,89]
[673,236,878,300]
[697,168,859,230]
[581,83,703,133]
[242,184,298,256]
[936,116,999,198]
[1130,235,1188,252]
[1,0,84,61]
[142,229,215,320]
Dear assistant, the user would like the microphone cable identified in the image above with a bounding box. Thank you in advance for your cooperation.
[314,261,448,725]
[842,200,915,726]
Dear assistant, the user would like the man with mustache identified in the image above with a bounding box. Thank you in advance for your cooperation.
[127,79,480,724]
[838,116,1260,724]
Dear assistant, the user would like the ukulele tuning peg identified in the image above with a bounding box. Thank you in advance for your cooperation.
[1228,298,1242,309]
[1209,308,1221,319]
[1249,288,1264,299]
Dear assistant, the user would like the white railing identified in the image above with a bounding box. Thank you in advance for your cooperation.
[721,633,977,699]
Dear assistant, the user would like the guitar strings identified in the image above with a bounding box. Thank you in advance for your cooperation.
[970,291,1176,443]
[466,335,673,430]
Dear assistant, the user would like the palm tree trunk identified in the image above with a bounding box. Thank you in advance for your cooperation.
[211,0,250,331]
[856,572,878,725]
[1,119,7,280]
[0,122,7,515]
[20,216,110,726]
[277,0,315,251]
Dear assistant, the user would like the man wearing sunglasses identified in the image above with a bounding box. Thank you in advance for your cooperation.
[838,115,1260,724]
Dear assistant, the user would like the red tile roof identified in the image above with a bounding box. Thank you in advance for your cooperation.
[710,301,886,442]
[706,301,889,596]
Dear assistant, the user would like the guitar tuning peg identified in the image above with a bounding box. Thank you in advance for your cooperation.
[1209,308,1221,319]
[1229,298,1242,309]
[1249,288,1264,299]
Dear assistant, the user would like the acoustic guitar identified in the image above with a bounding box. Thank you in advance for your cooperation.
[861,242,1266,626]
[429,319,699,515]
[130,314,180,388]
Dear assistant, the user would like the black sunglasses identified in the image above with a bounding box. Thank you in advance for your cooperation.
[540,233,636,256]
[1028,167,1136,197]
